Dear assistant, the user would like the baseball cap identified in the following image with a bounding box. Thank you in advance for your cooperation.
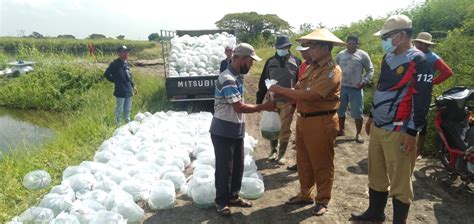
[117,45,131,53]
[295,45,309,51]
[233,43,262,61]
[374,14,412,36]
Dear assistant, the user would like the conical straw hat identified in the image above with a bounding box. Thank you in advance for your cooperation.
[297,28,346,46]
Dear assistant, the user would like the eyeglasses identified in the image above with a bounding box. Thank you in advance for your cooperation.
[381,30,402,41]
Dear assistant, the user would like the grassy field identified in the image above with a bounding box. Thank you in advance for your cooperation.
[0,37,156,56]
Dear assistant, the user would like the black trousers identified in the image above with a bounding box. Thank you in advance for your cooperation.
[211,134,244,206]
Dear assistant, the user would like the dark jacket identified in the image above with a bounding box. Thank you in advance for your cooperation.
[220,59,231,73]
[256,53,301,104]
[104,59,134,98]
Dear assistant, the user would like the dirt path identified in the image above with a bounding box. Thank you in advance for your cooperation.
[143,68,473,224]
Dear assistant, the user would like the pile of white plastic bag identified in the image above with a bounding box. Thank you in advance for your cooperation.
[167,32,237,77]
[11,111,264,224]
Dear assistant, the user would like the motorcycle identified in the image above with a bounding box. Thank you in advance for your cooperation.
[433,86,474,183]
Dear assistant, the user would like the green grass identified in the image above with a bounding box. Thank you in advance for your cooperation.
[0,71,172,222]
[0,37,156,56]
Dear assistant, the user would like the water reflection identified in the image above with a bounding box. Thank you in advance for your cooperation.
[0,108,54,155]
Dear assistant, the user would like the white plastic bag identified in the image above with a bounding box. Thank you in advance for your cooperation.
[50,212,80,224]
[89,210,127,224]
[23,170,51,190]
[111,200,144,224]
[50,184,76,202]
[38,193,73,216]
[260,111,281,140]
[148,180,176,210]
[104,188,134,210]
[161,171,186,192]
[190,176,215,208]
[239,177,265,199]
[19,207,54,223]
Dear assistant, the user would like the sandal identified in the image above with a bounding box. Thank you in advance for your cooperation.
[355,135,364,144]
[229,198,252,207]
[285,196,313,205]
[311,203,328,216]
[216,204,231,216]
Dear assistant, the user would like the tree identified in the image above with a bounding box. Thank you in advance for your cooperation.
[215,12,291,43]
[57,34,75,39]
[148,33,161,42]
[29,31,44,38]
[116,35,125,40]
[299,23,314,34]
[87,34,106,39]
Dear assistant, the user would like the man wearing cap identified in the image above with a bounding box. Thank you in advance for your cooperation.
[210,43,275,216]
[269,28,344,216]
[104,46,137,124]
[287,43,313,171]
[335,35,374,143]
[256,35,301,164]
[351,15,433,224]
[413,32,453,157]
[220,46,233,72]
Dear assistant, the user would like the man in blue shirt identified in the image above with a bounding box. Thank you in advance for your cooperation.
[104,46,137,124]
[210,43,274,216]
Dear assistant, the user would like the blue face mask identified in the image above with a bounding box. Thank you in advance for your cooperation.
[381,38,396,54]
[381,33,401,54]
[276,49,289,57]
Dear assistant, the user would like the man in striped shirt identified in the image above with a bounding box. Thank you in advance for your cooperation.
[209,43,275,216]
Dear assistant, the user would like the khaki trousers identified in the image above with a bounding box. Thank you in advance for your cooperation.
[295,113,338,204]
[276,101,294,142]
[368,126,417,204]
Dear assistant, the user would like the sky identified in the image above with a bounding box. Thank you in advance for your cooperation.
[0,0,425,40]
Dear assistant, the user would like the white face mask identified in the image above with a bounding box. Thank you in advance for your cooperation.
[276,49,289,57]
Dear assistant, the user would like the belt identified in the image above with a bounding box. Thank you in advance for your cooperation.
[299,110,336,118]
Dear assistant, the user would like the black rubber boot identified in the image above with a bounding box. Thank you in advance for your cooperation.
[351,188,388,222]
[393,198,410,224]
[276,141,289,164]
[268,140,278,160]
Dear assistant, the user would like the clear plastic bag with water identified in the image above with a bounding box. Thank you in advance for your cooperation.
[23,170,51,190]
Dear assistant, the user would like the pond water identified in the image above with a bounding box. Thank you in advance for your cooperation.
[0,107,54,156]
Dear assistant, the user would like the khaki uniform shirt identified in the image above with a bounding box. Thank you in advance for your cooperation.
[296,55,342,113]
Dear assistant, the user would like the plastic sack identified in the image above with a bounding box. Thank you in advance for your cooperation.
[243,155,258,172]
[190,176,215,208]
[76,190,109,206]
[23,170,51,190]
[111,200,144,224]
[38,193,73,216]
[50,184,76,202]
[260,111,281,140]
[161,171,186,192]
[104,188,134,210]
[239,177,265,199]
[19,207,54,223]
[119,179,151,202]
[89,210,127,224]
[50,212,80,224]
[62,173,95,192]
[62,166,90,179]
[148,180,176,210]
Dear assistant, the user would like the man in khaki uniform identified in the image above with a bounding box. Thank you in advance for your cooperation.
[269,28,344,216]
